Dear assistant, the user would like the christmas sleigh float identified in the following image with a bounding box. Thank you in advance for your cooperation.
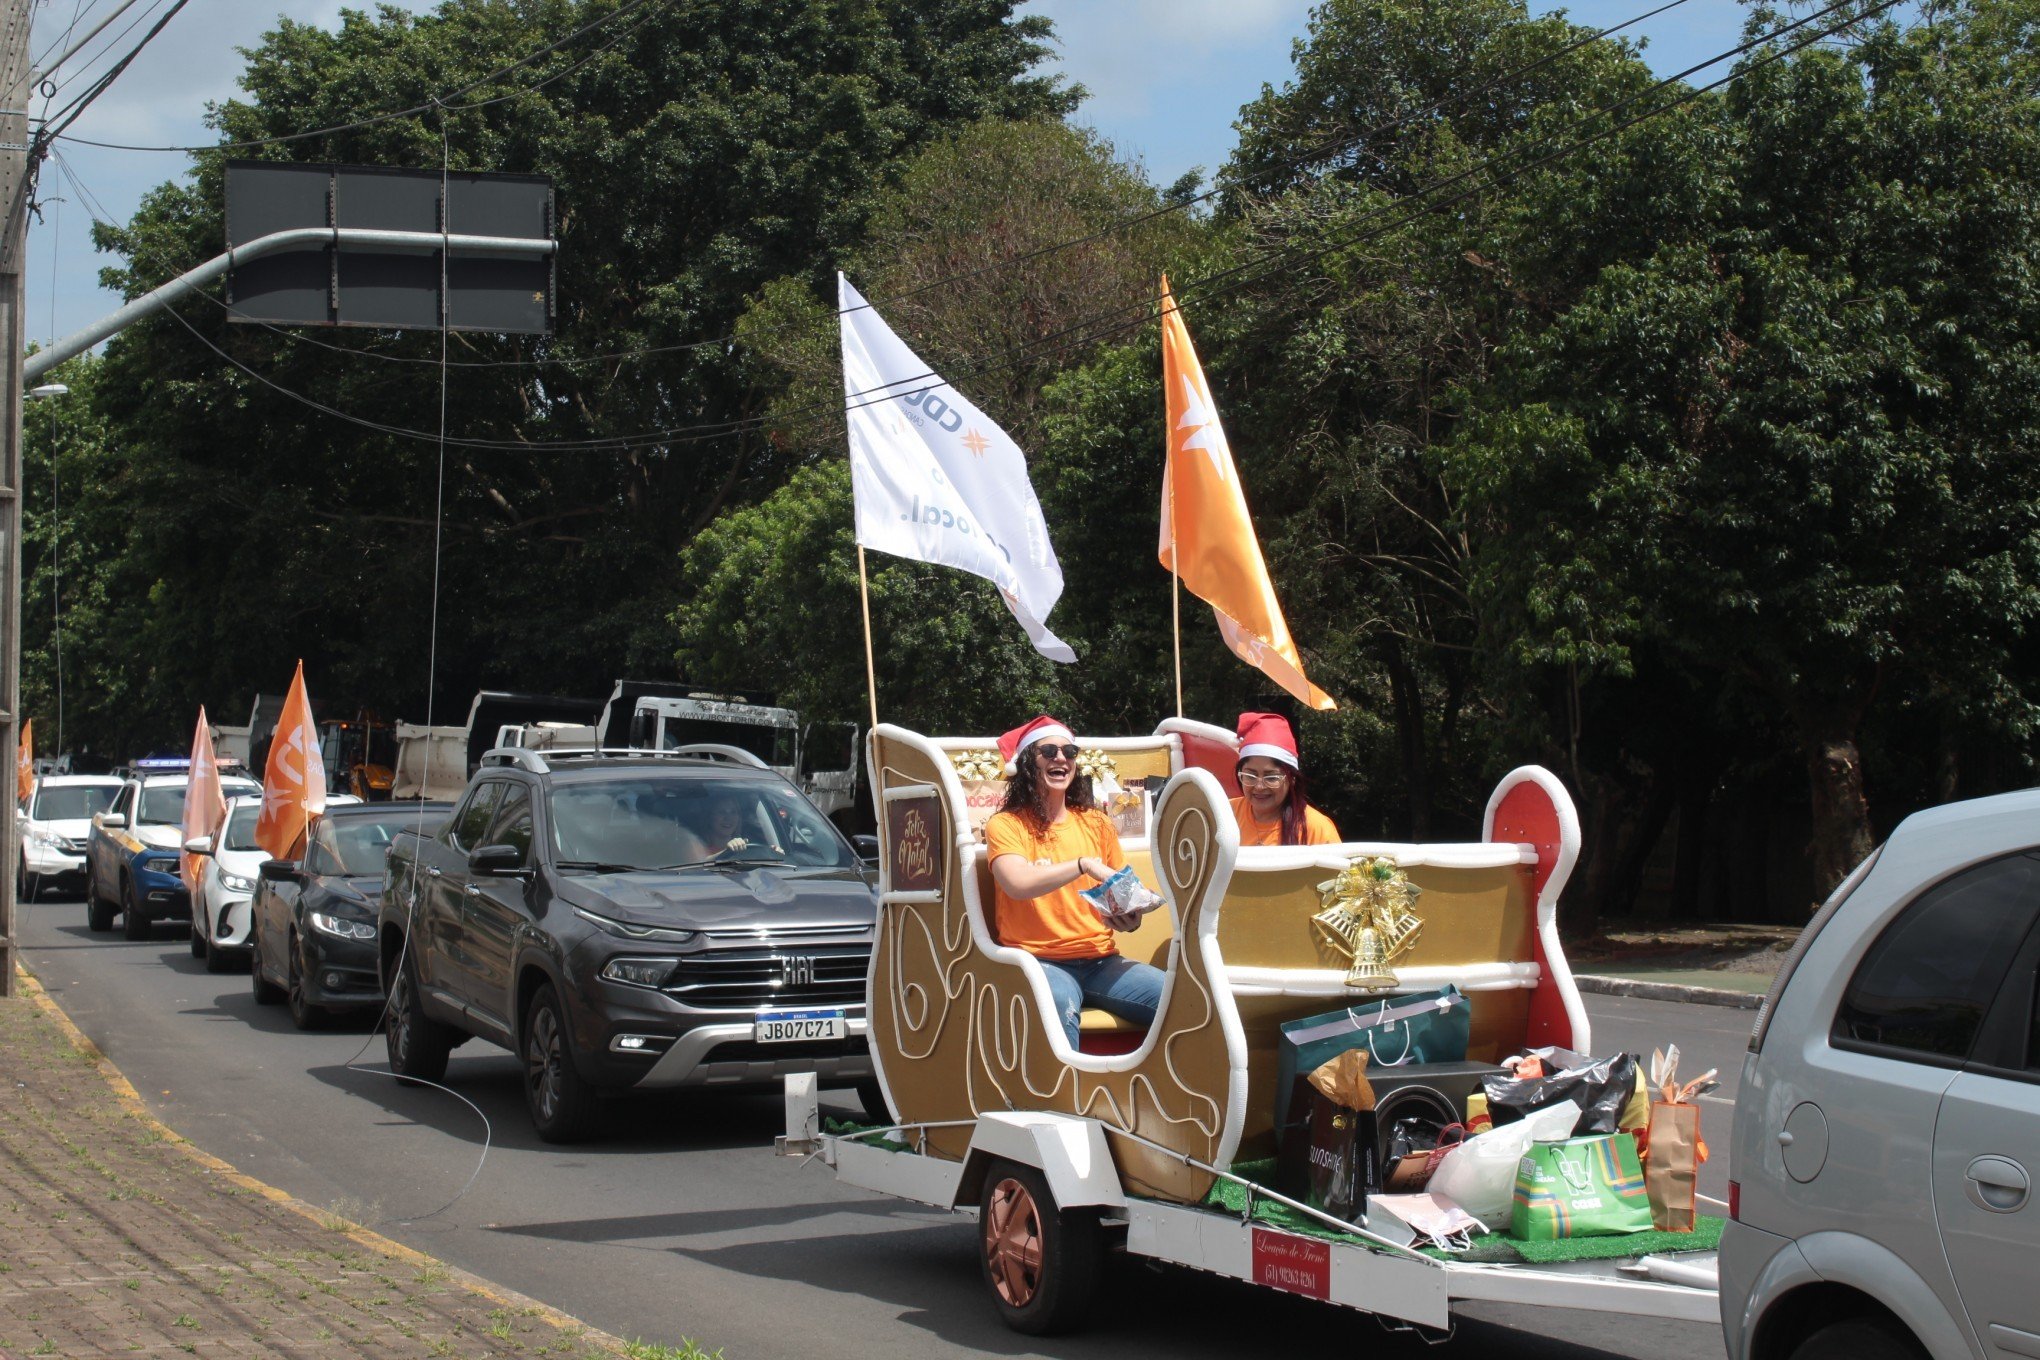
[777,719,1721,1335]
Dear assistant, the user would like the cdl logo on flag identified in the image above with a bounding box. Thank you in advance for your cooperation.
[901,389,962,434]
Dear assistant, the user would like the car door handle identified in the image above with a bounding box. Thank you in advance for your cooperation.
[462,883,480,897]
[426,867,442,878]
[1966,1156,2030,1213]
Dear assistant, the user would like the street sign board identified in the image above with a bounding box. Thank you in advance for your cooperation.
[223,161,554,333]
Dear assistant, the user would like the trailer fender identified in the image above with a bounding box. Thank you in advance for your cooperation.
[954,1112,1127,1212]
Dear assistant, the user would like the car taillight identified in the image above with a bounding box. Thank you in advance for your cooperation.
[1728,1180,1740,1221]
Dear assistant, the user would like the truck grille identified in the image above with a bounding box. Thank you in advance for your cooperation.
[663,943,869,1010]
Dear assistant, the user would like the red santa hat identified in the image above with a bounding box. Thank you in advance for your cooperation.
[1235,712,1300,770]
[998,715,1076,775]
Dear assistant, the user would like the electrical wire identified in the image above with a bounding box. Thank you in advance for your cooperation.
[54,0,1902,459]
[59,0,1700,376]
[37,0,184,142]
[54,0,666,153]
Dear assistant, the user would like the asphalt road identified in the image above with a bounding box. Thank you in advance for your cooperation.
[17,897,1736,1360]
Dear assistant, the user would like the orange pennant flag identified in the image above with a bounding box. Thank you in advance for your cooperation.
[254,662,326,861]
[16,719,32,805]
[182,707,227,897]
[1156,278,1335,710]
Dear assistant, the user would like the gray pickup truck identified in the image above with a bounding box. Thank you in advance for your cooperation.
[379,745,879,1141]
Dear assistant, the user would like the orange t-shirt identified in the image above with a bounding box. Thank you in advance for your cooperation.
[984,807,1125,961]
[1230,797,1341,847]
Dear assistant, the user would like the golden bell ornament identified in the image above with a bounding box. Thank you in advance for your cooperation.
[1343,924,1399,993]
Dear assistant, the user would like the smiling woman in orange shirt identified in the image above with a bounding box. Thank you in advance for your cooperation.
[1229,711,1340,847]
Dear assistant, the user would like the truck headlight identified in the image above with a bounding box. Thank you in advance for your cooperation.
[600,956,679,989]
[307,912,376,941]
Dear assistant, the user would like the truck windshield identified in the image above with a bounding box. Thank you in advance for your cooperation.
[548,773,852,872]
[31,786,115,821]
[139,781,257,826]
[654,719,797,769]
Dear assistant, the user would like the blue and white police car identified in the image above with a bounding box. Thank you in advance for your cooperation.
[86,757,258,941]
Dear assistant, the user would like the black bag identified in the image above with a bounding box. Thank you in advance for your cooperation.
[1273,1083,1377,1222]
[1482,1047,1640,1136]
[1381,1115,1460,1192]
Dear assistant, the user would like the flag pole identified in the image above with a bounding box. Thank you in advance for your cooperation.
[857,545,880,732]
[1170,501,1183,719]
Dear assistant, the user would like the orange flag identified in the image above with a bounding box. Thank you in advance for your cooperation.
[1156,278,1335,710]
[254,663,326,861]
[16,719,32,805]
[182,707,227,897]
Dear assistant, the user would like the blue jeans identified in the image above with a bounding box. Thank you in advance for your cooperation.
[1038,954,1165,1048]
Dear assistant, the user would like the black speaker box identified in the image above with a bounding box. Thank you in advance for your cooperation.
[1366,1060,1504,1158]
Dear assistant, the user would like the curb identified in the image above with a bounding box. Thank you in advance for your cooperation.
[1574,972,1766,1010]
[13,964,636,1358]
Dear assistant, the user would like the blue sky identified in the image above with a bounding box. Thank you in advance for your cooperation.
[29,0,1756,345]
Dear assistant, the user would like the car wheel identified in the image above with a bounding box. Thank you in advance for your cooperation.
[203,910,236,974]
[86,877,115,933]
[384,950,453,1085]
[523,983,599,1144]
[286,933,327,1031]
[17,860,35,904]
[121,877,150,941]
[977,1159,1103,1335]
[249,920,285,1005]
[190,910,208,959]
[1790,1318,1928,1360]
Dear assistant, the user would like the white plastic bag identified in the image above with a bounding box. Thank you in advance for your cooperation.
[1425,1099,1580,1225]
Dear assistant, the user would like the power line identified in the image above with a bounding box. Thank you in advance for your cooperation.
[52,0,667,153]
[71,0,1701,377]
[38,0,187,144]
[52,0,1902,458]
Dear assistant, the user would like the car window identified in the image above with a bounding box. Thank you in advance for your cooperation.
[321,817,405,875]
[303,826,342,876]
[547,772,853,872]
[1833,851,2040,1063]
[108,784,133,818]
[32,785,116,820]
[136,784,187,825]
[487,786,534,866]
[221,806,263,852]
[450,782,503,852]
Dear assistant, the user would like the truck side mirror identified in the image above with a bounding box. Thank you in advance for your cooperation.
[100,812,127,830]
[468,844,529,878]
[259,859,300,883]
[850,834,879,864]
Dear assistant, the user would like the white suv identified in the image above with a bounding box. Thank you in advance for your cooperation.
[1722,788,2040,1360]
[19,775,122,898]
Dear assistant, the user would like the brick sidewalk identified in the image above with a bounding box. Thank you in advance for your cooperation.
[0,975,700,1360]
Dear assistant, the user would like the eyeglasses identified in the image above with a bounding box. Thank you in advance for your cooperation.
[1034,744,1081,761]
[1238,771,1292,788]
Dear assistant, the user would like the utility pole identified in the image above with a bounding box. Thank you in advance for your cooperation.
[0,0,32,999]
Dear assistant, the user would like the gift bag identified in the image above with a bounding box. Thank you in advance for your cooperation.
[1643,1046,1717,1231]
[1274,1050,1378,1222]
[1510,1133,1652,1240]
[1274,987,1469,1152]
[1483,1047,1640,1136]
[1382,1118,1465,1192]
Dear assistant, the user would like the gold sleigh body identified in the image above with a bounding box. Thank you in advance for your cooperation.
[865,722,1574,1206]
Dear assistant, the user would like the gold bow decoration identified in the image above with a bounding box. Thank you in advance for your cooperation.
[1311,854,1424,993]
[1076,748,1118,786]
[949,749,1005,782]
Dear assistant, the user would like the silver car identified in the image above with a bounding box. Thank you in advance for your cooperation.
[1722,787,2040,1360]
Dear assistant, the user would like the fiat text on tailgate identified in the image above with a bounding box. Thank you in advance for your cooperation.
[378,746,878,1142]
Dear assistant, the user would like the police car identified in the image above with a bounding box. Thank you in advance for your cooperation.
[86,757,258,940]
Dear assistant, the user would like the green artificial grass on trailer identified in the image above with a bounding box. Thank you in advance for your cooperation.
[1199,1159,1723,1264]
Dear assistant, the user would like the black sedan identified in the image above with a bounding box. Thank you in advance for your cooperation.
[251,802,451,1030]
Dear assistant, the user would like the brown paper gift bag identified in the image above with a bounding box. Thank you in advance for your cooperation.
[1645,1100,1700,1231]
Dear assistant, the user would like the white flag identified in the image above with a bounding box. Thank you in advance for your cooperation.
[839,273,1075,663]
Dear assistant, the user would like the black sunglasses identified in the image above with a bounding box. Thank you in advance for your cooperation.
[1033,744,1081,761]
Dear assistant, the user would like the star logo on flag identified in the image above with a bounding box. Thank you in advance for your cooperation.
[961,428,990,457]
[1175,375,1230,480]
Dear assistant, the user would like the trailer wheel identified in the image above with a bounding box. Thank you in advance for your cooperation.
[978,1159,1102,1336]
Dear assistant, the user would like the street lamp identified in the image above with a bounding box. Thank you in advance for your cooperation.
[27,384,66,400]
